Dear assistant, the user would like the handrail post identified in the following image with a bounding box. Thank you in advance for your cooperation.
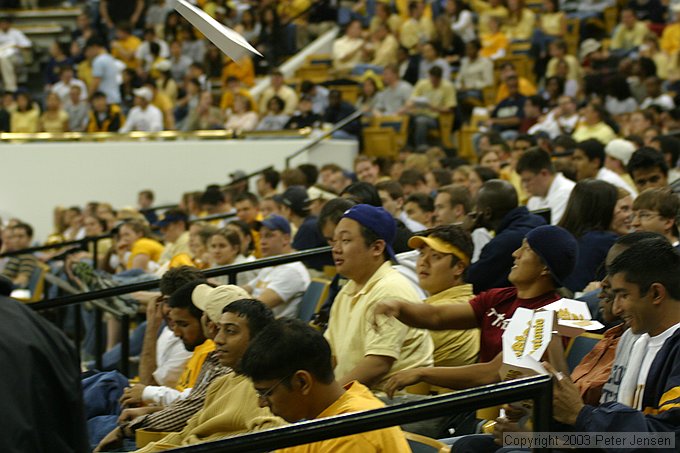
[74,304,82,363]
[92,237,99,270]
[228,272,237,285]
[94,305,103,370]
[533,378,553,453]
[121,314,130,377]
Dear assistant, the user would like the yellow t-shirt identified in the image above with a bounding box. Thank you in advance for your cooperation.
[127,237,165,269]
[278,381,411,453]
[40,110,69,132]
[410,78,457,118]
[324,262,434,392]
[572,122,617,144]
[503,8,535,41]
[495,77,537,104]
[10,109,39,133]
[661,23,680,55]
[137,372,284,452]
[540,12,565,36]
[425,284,479,367]
[175,339,215,392]
[112,35,142,69]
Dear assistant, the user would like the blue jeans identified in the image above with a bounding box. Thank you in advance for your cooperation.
[411,115,438,148]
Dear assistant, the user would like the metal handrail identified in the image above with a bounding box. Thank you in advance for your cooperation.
[171,375,553,452]
[139,204,180,213]
[284,110,363,168]
[30,246,332,311]
[0,233,112,258]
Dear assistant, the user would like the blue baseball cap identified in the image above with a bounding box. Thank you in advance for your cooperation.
[341,204,398,263]
[260,214,291,235]
[525,225,578,286]
[154,209,188,228]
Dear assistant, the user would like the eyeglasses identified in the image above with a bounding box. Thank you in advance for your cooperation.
[255,375,290,401]
[631,210,660,221]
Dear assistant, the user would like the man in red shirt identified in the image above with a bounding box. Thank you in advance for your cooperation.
[374,225,577,395]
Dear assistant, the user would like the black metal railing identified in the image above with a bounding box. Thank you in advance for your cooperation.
[31,247,331,310]
[0,233,112,258]
[285,110,363,168]
[140,204,179,214]
[170,375,553,452]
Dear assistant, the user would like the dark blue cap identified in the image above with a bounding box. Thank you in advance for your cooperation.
[526,225,578,286]
[154,210,188,228]
[260,214,291,235]
[341,204,398,263]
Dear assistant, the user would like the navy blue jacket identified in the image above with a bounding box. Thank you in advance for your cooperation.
[467,206,546,294]
[574,327,680,452]
[562,230,618,293]
[292,216,334,271]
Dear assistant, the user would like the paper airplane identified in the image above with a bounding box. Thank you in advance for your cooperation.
[175,0,263,62]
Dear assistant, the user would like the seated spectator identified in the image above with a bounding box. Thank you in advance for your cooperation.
[168,40,192,82]
[546,39,581,83]
[550,238,680,444]
[39,92,69,133]
[1,222,38,289]
[404,193,434,230]
[418,41,451,82]
[324,204,434,391]
[136,27,169,73]
[573,139,636,196]
[242,318,411,451]
[402,66,456,149]
[364,23,398,68]
[0,16,31,93]
[119,87,164,133]
[323,90,361,140]
[433,184,471,226]
[184,91,222,131]
[503,0,535,41]
[10,91,39,133]
[111,22,142,69]
[604,75,638,116]
[258,68,297,115]
[355,75,381,114]
[114,219,164,273]
[404,225,480,367]
[206,228,254,286]
[466,180,545,293]
[220,76,257,113]
[529,95,579,138]
[224,93,258,132]
[495,61,537,104]
[299,80,329,115]
[221,54,255,88]
[374,65,412,116]
[572,103,618,145]
[631,188,680,247]
[242,215,311,318]
[144,80,174,130]
[485,74,525,139]
[479,15,508,60]
[558,179,620,293]
[87,91,124,132]
[640,76,676,111]
[377,180,426,233]
[285,95,321,130]
[45,41,73,87]
[399,1,435,52]
[132,297,283,452]
[518,148,575,224]
[332,19,366,74]
[256,96,290,131]
[64,85,89,132]
[610,8,648,54]
[377,225,577,395]
[455,40,494,103]
[627,147,677,194]
[51,65,88,105]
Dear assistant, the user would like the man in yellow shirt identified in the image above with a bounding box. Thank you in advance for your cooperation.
[402,65,456,150]
[323,204,434,392]
[406,226,479,368]
[111,23,142,69]
[661,5,680,55]
[241,318,411,452]
[610,8,649,53]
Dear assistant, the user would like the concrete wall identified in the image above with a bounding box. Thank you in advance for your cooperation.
[0,138,357,240]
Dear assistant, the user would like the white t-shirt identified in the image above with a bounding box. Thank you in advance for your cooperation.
[248,262,311,318]
[633,321,680,409]
[120,104,164,132]
[597,167,636,197]
[526,173,576,225]
[153,326,192,387]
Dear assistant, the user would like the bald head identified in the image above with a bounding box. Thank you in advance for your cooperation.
[476,180,518,224]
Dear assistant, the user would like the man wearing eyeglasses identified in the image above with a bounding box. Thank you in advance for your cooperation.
[631,187,680,248]
[241,318,411,452]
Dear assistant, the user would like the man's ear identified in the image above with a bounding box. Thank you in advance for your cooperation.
[372,239,387,258]
[295,370,314,396]
[452,260,466,278]
[649,282,667,306]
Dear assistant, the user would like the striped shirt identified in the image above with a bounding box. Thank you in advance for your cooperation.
[1,255,38,287]
[128,352,230,434]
